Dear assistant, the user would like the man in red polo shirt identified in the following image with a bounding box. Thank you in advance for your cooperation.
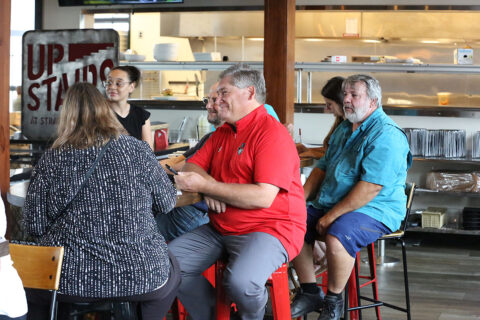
[169,64,306,320]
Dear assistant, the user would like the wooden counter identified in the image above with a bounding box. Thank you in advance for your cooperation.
[300,158,314,168]
[176,190,202,207]
[8,180,199,208]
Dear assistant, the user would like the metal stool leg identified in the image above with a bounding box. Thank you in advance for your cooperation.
[366,244,381,320]
[376,239,400,266]
[215,261,231,320]
[401,240,411,320]
[355,258,362,320]
[269,264,291,320]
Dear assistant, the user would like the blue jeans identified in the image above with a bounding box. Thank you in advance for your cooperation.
[155,203,209,242]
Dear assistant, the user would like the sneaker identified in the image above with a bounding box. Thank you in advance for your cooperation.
[317,294,344,320]
[290,289,325,318]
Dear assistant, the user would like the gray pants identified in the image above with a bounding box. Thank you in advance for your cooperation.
[168,224,288,320]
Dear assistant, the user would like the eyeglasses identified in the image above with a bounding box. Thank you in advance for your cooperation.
[202,96,217,106]
[102,80,132,88]
[217,89,229,98]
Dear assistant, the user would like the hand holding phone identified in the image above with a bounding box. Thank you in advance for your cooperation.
[165,164,179,175]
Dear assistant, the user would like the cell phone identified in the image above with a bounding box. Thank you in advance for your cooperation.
[165,164,179,175]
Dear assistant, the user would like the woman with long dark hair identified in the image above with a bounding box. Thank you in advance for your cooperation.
[290,76,346,318]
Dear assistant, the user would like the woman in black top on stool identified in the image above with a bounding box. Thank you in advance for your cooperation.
[105,65,154,149]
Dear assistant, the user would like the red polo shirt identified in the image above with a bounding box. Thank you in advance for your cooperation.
[188,106,306,260]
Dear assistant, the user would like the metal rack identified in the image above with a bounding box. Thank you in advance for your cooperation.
[415,188,480,198]
[124,61,480,117]
[125,61,480,73]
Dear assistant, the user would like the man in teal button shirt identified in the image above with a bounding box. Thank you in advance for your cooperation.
[290,74,412,320]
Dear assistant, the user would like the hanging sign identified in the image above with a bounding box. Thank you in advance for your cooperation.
[22,29,119,140]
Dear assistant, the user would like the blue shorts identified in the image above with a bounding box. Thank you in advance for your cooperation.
[305,205,391,257]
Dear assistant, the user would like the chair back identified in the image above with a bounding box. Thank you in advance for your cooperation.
[9,243,64,290]
[401,182,416,232]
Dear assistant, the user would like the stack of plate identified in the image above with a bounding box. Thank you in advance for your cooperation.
[404,128,427,156]
[472,131,480,159]
[153,43,179,62]
[462,207,480,230]
[424,129,466,158]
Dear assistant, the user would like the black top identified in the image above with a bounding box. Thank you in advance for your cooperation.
[116,104,151,140]
[23,135,176,297]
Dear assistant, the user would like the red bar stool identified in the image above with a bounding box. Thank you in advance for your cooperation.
[293,267,361,320]
[344,246,382,320]
[165,264,216,320]
[215,260,291,320]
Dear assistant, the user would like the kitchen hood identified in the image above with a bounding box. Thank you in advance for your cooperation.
[158,10,480,41]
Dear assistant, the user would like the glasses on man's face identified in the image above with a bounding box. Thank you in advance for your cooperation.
[202,96,217,106]
[102,80,132,88]
[217,89,229,98]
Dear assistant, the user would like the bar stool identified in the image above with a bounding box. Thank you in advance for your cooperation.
[215,260,291,320]
[293,268,360,320]
[166,264,217,320]
[294,183,415,320]
[65,301,139,320]
[345,182,416,320]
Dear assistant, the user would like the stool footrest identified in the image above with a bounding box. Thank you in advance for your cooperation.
[348,301,384,312]
[358,296,408,313]
[358,278,376,288]
[379,301,409,313]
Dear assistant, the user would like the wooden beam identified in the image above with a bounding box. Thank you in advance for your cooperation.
[264,0,295,125]
[0,0,11,199]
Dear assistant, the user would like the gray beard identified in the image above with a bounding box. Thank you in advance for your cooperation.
[344,105,369,124]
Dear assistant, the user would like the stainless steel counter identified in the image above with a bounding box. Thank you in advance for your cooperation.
[7,180,28,208]
[133,99,480,118]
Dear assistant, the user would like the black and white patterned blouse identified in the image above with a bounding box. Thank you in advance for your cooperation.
[23,135,176,298]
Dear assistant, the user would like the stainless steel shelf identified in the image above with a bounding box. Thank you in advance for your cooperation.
[407,226,480,235]
[295,62,480,74]
[121,61,264,71]
[123,61,480,74]
[127,61,480,117]
[413,157,480,164]
[134,100,480,118]
[301,104,480,118]
[383,105,480,118]
[415,188,480,197]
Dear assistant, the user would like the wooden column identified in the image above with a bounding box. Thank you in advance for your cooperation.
[264,0,295,125]
[0,0,11,198]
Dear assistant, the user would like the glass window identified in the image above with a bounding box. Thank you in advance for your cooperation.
[10,0,35,113]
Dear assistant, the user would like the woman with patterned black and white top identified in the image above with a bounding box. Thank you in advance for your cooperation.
[23,82,179,320]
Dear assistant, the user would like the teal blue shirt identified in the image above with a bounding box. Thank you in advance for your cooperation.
[264,104,280,121]
[311,108,412,232]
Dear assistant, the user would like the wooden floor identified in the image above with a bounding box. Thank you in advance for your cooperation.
[305,237,480,320]
[167,236,480,320]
